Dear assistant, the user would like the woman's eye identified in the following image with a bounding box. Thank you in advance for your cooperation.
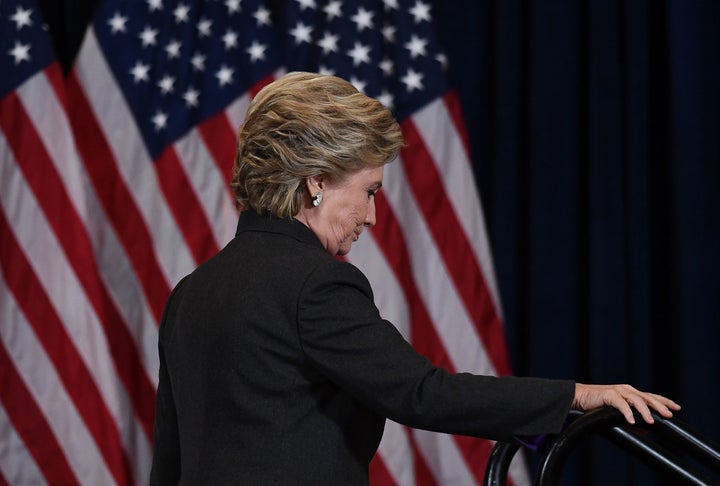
[367,189,376,199]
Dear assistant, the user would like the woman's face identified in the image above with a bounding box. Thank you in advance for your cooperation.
[311,166,384,256]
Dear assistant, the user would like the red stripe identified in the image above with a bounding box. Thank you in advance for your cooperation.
[0,468,9,486]
[248,73,276,98]
[154,147,219,263]
[1,90,156,443]
[65,71,171,322]
[0,210,131,485]
[45,62,68,112]
[197,113,237,188]
[0,341,78,485]
[368,454,397,486]
[371,193,493,484]
[400,120,512,376]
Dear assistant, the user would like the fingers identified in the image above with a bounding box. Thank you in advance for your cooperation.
[572,383,681,426]
[618,386,681,425]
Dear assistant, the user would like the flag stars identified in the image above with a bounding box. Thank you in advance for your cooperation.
[183,88,200,107]
[107,12,128,33]
[377,90,394,109]
[222,30,239,49]
[151,110,168,131]
[318,65,335,76]
[130,61,150,82]
[216,65,234,86]
[157,75,175,94]
[351,7,374,31]
[253,7,271,26]
[296,0,316,11]
[197,18,212,37]
[165,39,182,59]
[147,0,163,12]
[349,77,367,94]
[382,24,396,43]
[317,32,339,55]
[10,6,33,30]
[404,35,428,58]
[191,53,206,71]
[323,1,342,21]
[290,22,313,45]
[173,4,191,23]
[380,58,394,76]
[383,0,399,10]
[139,27,158,47]
[401,68,424,92]
[436,52,448,70]
[8,42,31,65]
[247,41,267,62]
[225,0,242,14]
[347,41,371,66]
[410,1,432,23]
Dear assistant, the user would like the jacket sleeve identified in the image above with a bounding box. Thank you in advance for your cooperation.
[296,260,574,442]
[150,278,187,486]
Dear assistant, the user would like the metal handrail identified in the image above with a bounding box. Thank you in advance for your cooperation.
[482,407,720,486]
[483,441,521,486]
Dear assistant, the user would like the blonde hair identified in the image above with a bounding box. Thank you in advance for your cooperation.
[231,71,404,218]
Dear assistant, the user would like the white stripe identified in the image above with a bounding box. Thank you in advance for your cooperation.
[16,70,159,388]
[0,274,114,486]
[0,132,149,485]
[173,127,238,248]
[509,450,533,486]
[376,422,416,486]
[346,230,411,341]
[0,403,47,486]
[383,157,497,377]
[225,93,253,137]
[414,429,476,485]
[412,101,503,318]
[74,29,196,285]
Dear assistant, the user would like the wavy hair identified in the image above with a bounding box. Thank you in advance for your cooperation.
[231,71,404,218]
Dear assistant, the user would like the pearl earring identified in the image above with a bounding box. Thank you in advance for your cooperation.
[312,192,323,207]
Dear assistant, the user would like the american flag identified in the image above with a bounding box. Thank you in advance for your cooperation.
[0,0,528,484]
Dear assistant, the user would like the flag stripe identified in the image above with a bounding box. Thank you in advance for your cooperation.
[0,128,151,485]
[173,127,238,247]
[369,193,490,484]
[400,119,511,375]
[196,112,237,188]
[0,342,77,486]
[66,72,172,322]
[0,90,156,445]
[0,208,131,485]
[154,146,219,263]
[415,96,503,321]
[72,29,196,285]
[369,454,397,486]
[0,269,119,486]
[16,67,160,389]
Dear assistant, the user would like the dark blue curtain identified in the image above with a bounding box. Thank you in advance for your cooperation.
[434,1,720,484]
[42,0,719,484]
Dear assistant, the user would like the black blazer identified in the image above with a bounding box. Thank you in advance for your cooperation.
[151,210,574,485]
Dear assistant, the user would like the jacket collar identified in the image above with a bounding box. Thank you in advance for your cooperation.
[235,210,325,251]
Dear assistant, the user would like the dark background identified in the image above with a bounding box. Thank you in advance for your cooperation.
[38,0,720,484]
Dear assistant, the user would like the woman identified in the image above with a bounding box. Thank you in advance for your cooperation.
[151,72,679,485]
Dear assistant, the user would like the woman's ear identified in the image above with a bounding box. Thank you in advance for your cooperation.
[305,175,325,194]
